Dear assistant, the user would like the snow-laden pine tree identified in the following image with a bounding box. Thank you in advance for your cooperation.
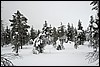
[86,1,99,65]
[57,22,65,38]
[42,21,53,45]
[57,22,66,49]
[70,24,75,41]
[77,20,85,45]
[89,16,94,45]
[67,23,72,41]
[52,27,58,46]
[42,20,48,35]
[78,20,83,30]
[89,1,99,52]
[9,10,30,53]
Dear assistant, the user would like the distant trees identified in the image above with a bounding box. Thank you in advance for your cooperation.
[1,20,5,47]
[78,20,83,30]
[74,20,86,49]
[42,20,48,35]
[70,24,75,41]
[4,26,11,45]
[57,22,66,49]
[67,23,75,42]
[42,21,53,45]
[67,23,71,41]
[1,21,11,46]
[77,20,85,45]
[30,26,37,41]
[57,22,65,38]
[52,27,58,46]
[9,10,30,53]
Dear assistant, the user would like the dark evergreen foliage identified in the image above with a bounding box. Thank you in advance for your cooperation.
[9,10,30,53]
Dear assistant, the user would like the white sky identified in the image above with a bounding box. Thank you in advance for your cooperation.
[1,1,96,30]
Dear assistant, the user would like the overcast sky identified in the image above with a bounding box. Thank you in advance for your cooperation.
[1,1,96,30]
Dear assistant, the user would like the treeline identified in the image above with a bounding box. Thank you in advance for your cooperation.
[1,10,86,52]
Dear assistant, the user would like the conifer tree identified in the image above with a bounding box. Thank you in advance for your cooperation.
[42,21,51,40]
[86,1,99,64]
[77,20,86,45]
[42,20,48,34]
[9,10,30,53]
[78,20,83,30]
[57,22,65,38]
[67,23,71,41]
[70,24,74,41]
[52,27,58,45]
[30,26,37,41]
[57,22,66,49]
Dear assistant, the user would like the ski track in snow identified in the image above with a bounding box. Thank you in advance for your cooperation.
[1,41,99,66]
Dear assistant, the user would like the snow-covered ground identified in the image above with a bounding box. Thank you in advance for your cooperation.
[1,41,99,66]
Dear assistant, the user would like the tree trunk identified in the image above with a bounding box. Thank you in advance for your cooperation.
[16,45,18,53]
[21,42,23,49]
[20,38,23,49]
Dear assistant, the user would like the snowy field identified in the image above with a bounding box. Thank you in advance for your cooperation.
[1,41,99,66]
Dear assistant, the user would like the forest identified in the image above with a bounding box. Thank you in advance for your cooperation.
[1,1,99,66]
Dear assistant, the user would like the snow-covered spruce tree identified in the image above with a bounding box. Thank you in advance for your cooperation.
[42,20,48,34]
[4,26,11,45]
[9,10,30,53]
[42,21,52,36]
[70,24,75,42]
[48,24,53,36]
[74,20,85,49]
[52,27,58,46]
[30,25,37,41]
[89,16,94,45]
[78,20,83,30]
[20,14,30,48]
[57,22,65,37]
[67,23,72,41]
[86,1,99,65]
[48,24,53,45]
[42,21,52,44]
[89,1,99,51]
[77,20,85,45]
[57,22,66,49]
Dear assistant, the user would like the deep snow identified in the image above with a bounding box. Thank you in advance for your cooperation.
[1,41,99,66]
